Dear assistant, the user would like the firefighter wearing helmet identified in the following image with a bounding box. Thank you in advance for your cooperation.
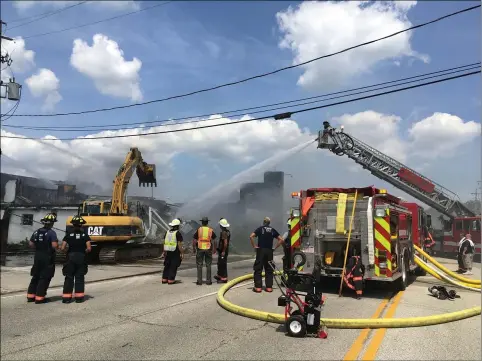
[60,215,92,303]
[162,218,184,284]
[27,212,59,304]
[214,218,231,283]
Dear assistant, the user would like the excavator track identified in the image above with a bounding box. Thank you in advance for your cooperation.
[98,244,162,264]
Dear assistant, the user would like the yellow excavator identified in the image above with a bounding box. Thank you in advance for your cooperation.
[64,147,159,263]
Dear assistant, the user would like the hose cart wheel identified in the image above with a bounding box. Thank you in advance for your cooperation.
[286,315,307,338]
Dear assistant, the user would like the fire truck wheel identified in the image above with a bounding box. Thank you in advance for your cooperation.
[286,315,307,338]
[396,251,409,291]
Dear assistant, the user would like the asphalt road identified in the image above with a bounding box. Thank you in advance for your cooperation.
[1,256,480,360]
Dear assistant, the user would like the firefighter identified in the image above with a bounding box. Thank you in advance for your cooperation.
[250,217,284,293]
[61,215,92,303]
[215,218,230,283]
[343,247,365,300]
[192,217,217,285]
[27,213,59,304]
[282,217,292,272]
[162,218,184,284]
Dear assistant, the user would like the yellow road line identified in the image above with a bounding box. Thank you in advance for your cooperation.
[360,291,405,360]
[342,297,391,361]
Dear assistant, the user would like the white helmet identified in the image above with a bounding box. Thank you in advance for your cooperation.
[169,218,181,227]
[219,218,230,228]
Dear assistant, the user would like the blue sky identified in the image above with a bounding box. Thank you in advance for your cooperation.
[0,0,480,207]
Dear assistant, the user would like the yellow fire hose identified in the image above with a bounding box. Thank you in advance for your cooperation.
[217,270,481,329]
[414,244,481,285]
[414,255,480,292]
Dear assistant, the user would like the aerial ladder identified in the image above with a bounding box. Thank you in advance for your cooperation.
[317,121,480,255]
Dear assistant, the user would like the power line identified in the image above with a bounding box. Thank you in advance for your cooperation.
[20,1,173,40]
[6,3,480,118]
[7,1,89,30]
[4,62,480,132]
[2,70,478,141]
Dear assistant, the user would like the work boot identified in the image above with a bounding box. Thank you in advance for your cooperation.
[75,298,84,303]
[162,278,168,284]
[62,298,72,304]
[214,275,221,281]
[253,287,262,293]
[196,281,202,286]
[217,279,227,284]
[265,287,273,293]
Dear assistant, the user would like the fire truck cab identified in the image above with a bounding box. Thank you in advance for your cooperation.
[291,186,424,291]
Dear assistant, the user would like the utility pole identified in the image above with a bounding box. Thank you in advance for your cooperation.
[1,20,22,102]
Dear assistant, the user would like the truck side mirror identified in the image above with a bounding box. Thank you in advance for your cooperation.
[427,215,432,228]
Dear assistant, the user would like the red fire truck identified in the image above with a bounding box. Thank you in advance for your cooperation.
[290,186,429,291]
[316,121,481,258]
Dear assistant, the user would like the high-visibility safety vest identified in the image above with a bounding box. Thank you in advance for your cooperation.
[197,226,213,250]
[164,230,178,252]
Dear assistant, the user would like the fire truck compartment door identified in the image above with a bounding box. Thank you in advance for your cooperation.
[367,196,375,265]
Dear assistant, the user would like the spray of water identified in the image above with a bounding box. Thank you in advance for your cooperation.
[176,139,316,219]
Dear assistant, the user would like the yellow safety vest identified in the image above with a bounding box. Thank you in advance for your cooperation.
[197,226,213,250]
[164,230,178,252]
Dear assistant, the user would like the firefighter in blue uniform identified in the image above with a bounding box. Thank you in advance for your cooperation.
[61,215,92,303]
[27,213,59,304]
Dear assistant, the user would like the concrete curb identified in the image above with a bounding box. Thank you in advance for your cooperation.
[1,256,255,296]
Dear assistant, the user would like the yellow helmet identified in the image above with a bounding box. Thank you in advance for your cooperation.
[70,215,86,226]
[219,218,230,228]
[41,213,57,223]
[168,218,181,227]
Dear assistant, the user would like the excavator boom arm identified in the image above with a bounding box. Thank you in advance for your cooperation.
[317,123,475,219]
[110,148,157,214]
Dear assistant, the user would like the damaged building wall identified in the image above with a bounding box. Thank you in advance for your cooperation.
[5,206,78,245]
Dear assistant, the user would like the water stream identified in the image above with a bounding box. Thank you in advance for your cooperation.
[175,139,316,219]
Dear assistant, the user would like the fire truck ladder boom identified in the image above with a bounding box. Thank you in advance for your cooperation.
[317,125,475,219]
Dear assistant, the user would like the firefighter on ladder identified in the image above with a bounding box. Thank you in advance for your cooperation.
[61,215,92,303]
[162,218,184,284]
[343,247,365,300]
[27,213,59,304]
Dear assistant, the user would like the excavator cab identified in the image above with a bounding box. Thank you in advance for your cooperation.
[136,163,157,187]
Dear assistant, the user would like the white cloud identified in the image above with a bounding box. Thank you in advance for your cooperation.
[13,0,139,11]
[70,34,143,101]
[276,1,429,90]
[1,37,35,73]
[25,68,62,111]
[408,112,481,159]
[1,111,478,199]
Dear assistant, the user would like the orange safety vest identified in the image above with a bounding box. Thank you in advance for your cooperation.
[197,226,213,250]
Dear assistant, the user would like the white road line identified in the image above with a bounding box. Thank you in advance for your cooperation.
[1,257,257,299]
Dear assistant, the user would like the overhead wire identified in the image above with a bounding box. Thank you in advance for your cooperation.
[7,1,89,30]
[3,62,480,132]
[2,69,478,141]
[20,1,174,40]
[5,4,480,118]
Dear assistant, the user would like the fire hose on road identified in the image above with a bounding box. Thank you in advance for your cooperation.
[217,260,481,329]
[414,244,481,285]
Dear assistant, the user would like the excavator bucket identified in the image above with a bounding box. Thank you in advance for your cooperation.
[137,163,157,187]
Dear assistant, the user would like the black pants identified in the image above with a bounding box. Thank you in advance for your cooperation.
[27,251,55,302]
[196,249,213,283]
[163,251,181,283]
[216,249,229,280]
[62,252,88,301]
[253,248,274,289]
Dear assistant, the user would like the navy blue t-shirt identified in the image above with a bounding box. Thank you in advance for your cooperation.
[254,226,280,249]
[30,228,58,252]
